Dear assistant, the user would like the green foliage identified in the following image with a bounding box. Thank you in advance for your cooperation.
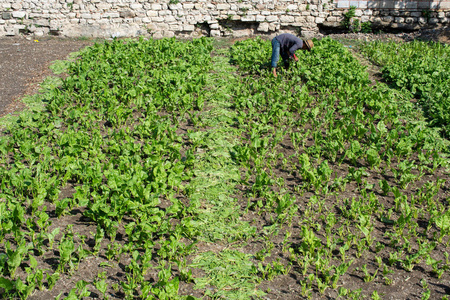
[361,21,372,33]
[341,6,356,31]
[360,40,450,136]
[191,250,266,299]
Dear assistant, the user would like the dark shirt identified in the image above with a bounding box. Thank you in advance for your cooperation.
[275,33,304,60]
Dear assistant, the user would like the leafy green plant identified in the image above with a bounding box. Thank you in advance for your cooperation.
[341,6,356,31]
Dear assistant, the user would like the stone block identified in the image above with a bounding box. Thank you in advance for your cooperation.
[315,17,325,23]
[367,1,378,8]
[169,24,180,31]
[157,23,169,30]
[232,28,252,37]
[361,15,370,22]
[256,15,265,22]
[372,17,382,24]
[147,11,158,17]
[120,11,135,18]
[418,2,430,8]
[280,15,295,22]
[349,1,359,8]
[97,3,111,10]
[327,16,338,22]
[268,23,279,31]
[428,18,439,24]
[130,4,142,10]
[217,4,230,10]
[395,17,404,23]
[5,26,17,36]
[241,15,256,22]
[405,2,417,9]
[287,4,298,10]
[164,15,176,23]
[164,31,175,38]
[266,15,278,22]
[12,2,22,10]
[14,24,26,30]
[184,24,195,31]
[104,12,120,18]
[152,4,162,10]
[169,3,182,10]
[81,13,92,19]
[394,1,406,9]
[2,12,12,20]
[152,17,164,22]
[430,1,443,9]
[210,29,221,37]
[302,30,316,39]
[12,11,26,18]
[257,22,269,32]
[183,3,195,10]
[376,1,394,8]
[337,1,349,8]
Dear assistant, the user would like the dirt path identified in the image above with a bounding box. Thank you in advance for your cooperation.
[0,36,94,117]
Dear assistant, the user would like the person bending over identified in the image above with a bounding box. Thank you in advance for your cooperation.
[271,33,314,77]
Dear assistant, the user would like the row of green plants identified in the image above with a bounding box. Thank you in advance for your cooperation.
[0,37,216,299]
[229,37,449,298]
[360,40,450,136]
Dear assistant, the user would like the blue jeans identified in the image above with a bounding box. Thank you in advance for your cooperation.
[271,37,280,68]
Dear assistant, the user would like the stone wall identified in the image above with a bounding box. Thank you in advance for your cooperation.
[0,0,448,38]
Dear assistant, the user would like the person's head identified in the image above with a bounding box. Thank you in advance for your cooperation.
[303,40,314,51]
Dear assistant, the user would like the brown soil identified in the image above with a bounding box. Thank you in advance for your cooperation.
[0,36,94,117]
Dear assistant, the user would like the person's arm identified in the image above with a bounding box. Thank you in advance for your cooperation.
[289,42,302,60]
